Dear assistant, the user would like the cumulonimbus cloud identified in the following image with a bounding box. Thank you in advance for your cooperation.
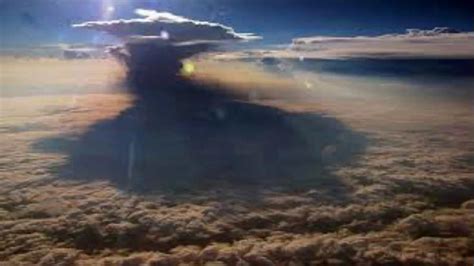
[290,27,474,59]
[72,9,260,43]
[72,9,260,86]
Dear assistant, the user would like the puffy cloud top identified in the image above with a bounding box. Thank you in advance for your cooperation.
[73,9,260,43]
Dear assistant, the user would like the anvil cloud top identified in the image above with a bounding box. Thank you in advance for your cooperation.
[73,9,261,43]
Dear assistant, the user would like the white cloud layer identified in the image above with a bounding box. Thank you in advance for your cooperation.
[73,9,260,43]
[289,27,474,59]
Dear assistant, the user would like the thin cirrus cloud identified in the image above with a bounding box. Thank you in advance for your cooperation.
[289,27,474,59]
[72,9,261,43]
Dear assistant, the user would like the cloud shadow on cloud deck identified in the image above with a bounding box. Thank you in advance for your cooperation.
[34,83,366,196]
[33,44,367,197]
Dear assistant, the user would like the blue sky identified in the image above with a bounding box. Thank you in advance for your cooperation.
[1,0,473,46]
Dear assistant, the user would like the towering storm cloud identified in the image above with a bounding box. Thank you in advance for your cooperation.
[73,9,260,87]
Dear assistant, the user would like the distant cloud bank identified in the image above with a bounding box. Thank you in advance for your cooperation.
[290,27,474,59]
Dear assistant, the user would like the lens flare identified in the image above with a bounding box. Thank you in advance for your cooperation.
[180,60,196,76]
[102,0,115,20]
